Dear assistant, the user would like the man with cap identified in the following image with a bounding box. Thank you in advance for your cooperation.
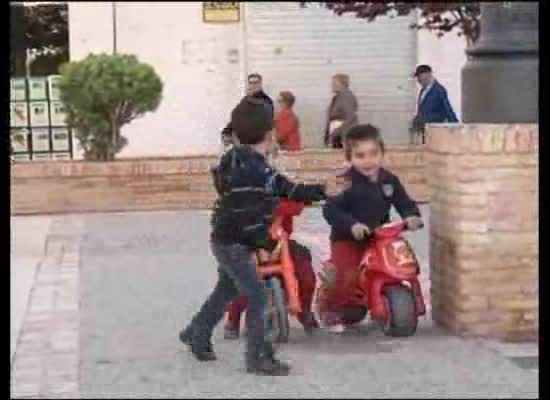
[411,65,458,143]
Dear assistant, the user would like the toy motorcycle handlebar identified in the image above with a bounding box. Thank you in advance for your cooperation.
[372,220,424,235]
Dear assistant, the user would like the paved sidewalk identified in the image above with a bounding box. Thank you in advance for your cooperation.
[11,216,53,362]
[11,215,83,398]
[10,208,538,398]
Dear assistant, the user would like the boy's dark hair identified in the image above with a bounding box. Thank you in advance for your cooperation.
[248,73,262,82]
[344,124,384,160]
[231,97,274,145]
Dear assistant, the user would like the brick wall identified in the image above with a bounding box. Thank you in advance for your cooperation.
[427,124,539,341]
[11,147,427,215]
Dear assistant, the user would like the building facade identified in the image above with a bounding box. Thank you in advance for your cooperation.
[68,2,466,158]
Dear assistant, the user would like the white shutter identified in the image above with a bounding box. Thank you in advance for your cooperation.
[244,2,417,147]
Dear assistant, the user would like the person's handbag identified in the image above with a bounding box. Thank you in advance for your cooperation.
[329,120,343,137]
[327,120,344,147]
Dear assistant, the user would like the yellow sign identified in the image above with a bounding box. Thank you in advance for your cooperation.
[203,2,240,23]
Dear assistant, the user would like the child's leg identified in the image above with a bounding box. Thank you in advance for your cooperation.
[324,241,365,324]
[224,295,249,339]
[215,244,278,369]
[185,266,240,354]
[226,295,248,326]
[289,240,319,329]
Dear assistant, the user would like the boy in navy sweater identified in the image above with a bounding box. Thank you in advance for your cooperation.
[179,97,326,375]
[321,124,423,332]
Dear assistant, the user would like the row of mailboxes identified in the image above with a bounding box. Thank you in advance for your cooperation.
[11,126,71,152]
[10,76,68,128]
[11,76,62,101]
[10,100,67,127]
[10,76,73,159]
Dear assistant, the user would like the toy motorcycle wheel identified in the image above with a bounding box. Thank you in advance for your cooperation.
[382,285,418,337]
[264,277,290,343]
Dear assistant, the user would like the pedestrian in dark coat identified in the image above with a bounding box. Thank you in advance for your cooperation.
[221,73,274,147]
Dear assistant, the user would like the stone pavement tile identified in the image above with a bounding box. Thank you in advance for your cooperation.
[479,339,539,357]
[476,338,539,373]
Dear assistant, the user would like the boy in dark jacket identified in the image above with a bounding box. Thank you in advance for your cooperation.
[179,97,326,375]
[321,124,423,332]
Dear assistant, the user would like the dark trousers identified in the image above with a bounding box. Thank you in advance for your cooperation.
[188,241,273,362]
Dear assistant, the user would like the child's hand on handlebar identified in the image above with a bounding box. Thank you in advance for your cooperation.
[351,223,371,241]
[405,216,424,231]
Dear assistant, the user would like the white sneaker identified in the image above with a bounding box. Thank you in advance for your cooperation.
[328,324,346,334]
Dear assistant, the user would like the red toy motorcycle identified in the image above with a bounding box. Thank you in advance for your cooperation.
[316,220,426,337]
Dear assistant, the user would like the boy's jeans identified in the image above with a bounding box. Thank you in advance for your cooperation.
[226,240,317,328]
[188,241,273,363]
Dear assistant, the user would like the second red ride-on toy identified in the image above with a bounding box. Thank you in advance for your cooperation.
[316,220,426,337]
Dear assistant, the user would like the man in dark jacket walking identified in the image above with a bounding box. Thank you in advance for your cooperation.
[221,73,274,147]
[411,65,458,143]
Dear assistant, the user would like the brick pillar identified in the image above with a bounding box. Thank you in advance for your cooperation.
[427,124,538,341]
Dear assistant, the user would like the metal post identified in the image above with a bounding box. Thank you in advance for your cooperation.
[461,2,538,123]
[112,2,117,54]
[25,48,32,81]
[25,48,33,159]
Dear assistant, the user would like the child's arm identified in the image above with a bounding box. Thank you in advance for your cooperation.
[391,176,422,220]
[322,191,359,236]
[269,170,326,203]
[249,168,324,251]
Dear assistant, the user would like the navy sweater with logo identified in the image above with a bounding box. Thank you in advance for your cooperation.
[211,145,326,250]
[323,167,421,242]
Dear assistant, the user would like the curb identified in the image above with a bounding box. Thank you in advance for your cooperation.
[11,217,83,399]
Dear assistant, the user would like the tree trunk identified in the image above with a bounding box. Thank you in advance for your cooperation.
[110,114,119,161]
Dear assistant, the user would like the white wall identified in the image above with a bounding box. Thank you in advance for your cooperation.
[417,20,467,120]
[68,2,114,59]
[69,2,244,158]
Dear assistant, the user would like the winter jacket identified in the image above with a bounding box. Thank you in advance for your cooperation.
[211,145,325,249]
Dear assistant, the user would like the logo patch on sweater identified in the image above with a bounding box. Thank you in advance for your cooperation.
[382,184,394,198]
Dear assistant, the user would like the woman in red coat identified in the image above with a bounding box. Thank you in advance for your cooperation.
[223,201,319,339]
[275,91,302,151]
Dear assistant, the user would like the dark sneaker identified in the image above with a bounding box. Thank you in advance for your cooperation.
[190,343,217,362]
[247,355,291,376]
[224,325,240,340]
[179,327,217,362]
[300,312,320,335]
[179,328,193,346]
